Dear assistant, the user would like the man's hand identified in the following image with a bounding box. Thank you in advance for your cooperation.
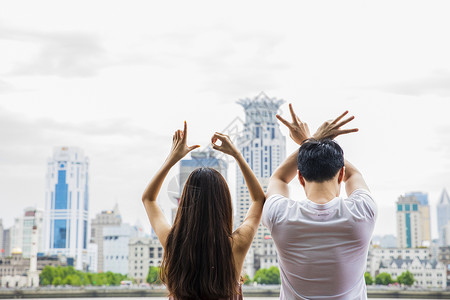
[313,111,358,140]
[168,121,200,162]
[276,103,311,145]
[211,132,240,158]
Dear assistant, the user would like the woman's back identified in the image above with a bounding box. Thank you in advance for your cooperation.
[141,125,265,300]
[161,168,238,299]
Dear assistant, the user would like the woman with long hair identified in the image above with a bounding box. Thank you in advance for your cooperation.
[142,121,265,300]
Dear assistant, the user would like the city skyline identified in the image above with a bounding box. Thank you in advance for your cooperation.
[1,1,450,240]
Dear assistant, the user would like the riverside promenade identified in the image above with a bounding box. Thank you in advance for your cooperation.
[1,287,450,299]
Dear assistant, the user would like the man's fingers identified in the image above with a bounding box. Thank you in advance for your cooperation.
[331,111,349,125]
[288,103,298,124]
[336,116,355,128]
[338,128,359,135]
[276,114,291,128]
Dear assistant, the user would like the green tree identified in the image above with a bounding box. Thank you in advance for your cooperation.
[364,272,373,285]
[146,266,161,284]
[397,270,414,286]
[38,266,129,287]
[375,272,394,285]
[242,274,252,286]
[52,276,62,286]
[253,266,280,284]
[40,265,55,286]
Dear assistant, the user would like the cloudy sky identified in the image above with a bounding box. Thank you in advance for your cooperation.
[1,0,450,239]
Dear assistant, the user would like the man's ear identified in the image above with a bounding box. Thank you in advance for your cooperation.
[337,166,345,184]
[298,170,306,187]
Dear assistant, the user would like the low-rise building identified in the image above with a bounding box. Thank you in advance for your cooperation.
[380,257,446,288]
[366,247,431,278]
[256,238,278,271]
[0,251,67,287]
[128,237,163,284]
[103,224,140,274]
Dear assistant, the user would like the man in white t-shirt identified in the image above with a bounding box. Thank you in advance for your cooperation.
[262,104,377,300]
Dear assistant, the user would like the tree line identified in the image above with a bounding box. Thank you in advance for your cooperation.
[146,266,281,285]
[364,271,415,286]
[40,266,130,286]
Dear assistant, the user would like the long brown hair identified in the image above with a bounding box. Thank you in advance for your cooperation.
[161,167,237,300]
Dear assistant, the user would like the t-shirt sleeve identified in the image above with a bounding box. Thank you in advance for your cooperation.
[345,189,377,221]
[262,194,288,231]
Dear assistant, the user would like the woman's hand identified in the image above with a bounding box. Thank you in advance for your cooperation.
[168,121,200,163]
[211,132,239,158]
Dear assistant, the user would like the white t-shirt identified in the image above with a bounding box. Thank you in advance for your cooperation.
[262,189,377,300]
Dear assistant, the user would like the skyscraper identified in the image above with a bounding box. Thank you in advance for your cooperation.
[235,93,286,273]
[396,194,423,248]
[437,188,450,246]
[405,192,431,245]
[43,147,89,270]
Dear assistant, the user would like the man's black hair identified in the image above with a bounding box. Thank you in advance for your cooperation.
[297,139,344,183]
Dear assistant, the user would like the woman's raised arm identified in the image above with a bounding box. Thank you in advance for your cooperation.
[142,121,199,248]
[211,133,265,260]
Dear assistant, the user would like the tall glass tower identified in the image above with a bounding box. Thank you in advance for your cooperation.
[44,147,89,270]
[235,93,285,272]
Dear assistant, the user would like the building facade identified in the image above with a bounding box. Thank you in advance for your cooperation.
[43,147,89,270]
[235,93,286,275]
[396,195,423,248]
[103,223,140,274]
[128,237,163,284]
[437,189,450,246]
[379,257,446,288]
[90,204,122,272]
[405,192,431,245]
[10,207,44,258]
[2,229,11,257]
[366,246,432,278]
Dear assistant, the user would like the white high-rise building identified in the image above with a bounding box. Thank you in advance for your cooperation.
[235,93,286,275]
[43,147,89,270]
[10,207,44,258]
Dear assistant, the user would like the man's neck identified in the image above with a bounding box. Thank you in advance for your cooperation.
[304,181,340,205]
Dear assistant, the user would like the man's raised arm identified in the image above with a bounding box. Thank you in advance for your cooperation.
[344,159,370,196]
[267,104,358,199]
[266,104,311,198]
